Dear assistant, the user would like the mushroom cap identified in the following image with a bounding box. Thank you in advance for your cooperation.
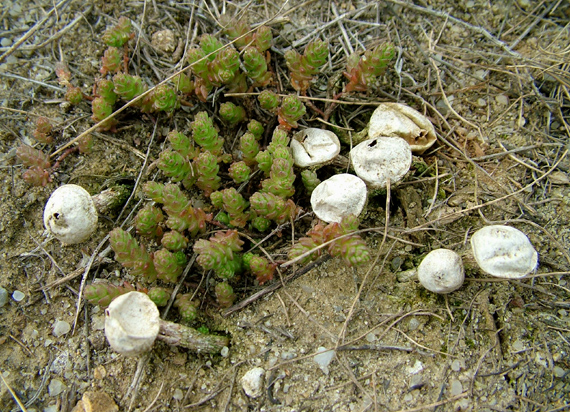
[290,128,341,168]
[368,103,436,154]
[105,291,160,356]
[310,174,367,223]
[43,184,98,244]
[350,136,412,189]
[417,249,464,294]
[470,225,538,279]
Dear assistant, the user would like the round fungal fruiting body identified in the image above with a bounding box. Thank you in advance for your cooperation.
[350,136,412,189]
[43,184,98,244]
[417,249,464,294]
[470,225,538,279]
[105,292,160,357]
[290,128,341,168]
[310,174,367,223]
[368,103,437,154]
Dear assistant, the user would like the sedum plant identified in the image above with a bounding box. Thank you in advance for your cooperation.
[285,39,328,92]
[110,228,158,282]
[194,230,244,279]
[288,215,371,266]
[243,253,276,285]
[343,44,396,93]
[215,282,236,308]
[277,95,306,130]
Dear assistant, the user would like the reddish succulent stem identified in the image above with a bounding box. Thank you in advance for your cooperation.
[50,146,79,171]
[302,91,325,118]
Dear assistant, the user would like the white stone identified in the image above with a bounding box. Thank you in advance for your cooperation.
[406,360,423,375]
[12,290,25,302]
[310,174,367,223]
[0,287,7,307]
[241,367,265,398]
[368,103,436,153]
[313,347,335,375]
[450,379,463,396]
[471,225,538,278]
[290,128,340,168]
[48,379,66,397]
[105,292,160,356]
[43,184,98,244]
[417,249,464,294]
[52,320,71,337]
[350,136,412,189]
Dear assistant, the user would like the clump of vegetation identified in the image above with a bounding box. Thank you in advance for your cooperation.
[37,15,393,330]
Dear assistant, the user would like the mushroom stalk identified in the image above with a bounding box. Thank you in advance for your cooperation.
[158,321,229,353]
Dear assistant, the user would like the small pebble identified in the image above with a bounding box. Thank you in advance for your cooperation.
[391,256,402,271]
[406,360,423,375]
[93,365,106,380]
[173,388,183,400]
[48,379,66,397]
[407,318,420,331]
[220,346,229,357]
[0,287,8,307]
[281,351,295,360]
[9,4,22,17]
[495,94,509,106]
[512,339,524,351]
[241,367,265,398]
[450,379,463,396]
[451,359,462,372]
[409,374,424,389]
[0,38,12,47]
[12,290,25,302]
[52,320,71,337]
[366,332,376,342]
[553,366,566,378]
[313,347,334,375]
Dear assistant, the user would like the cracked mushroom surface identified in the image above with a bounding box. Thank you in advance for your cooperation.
[350,136,412,189]
[368,103,437,153]
[310,174,367,223]
[290,128,341,168]
[470,225,538,279]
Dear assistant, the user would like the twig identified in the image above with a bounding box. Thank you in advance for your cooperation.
[0,72,65,92]
[0,372,27,411]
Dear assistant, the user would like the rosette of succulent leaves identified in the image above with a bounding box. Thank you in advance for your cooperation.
[30,17,394,323]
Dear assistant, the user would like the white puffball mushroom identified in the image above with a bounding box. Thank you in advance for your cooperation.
[368,103,437,154]
[350,136,412,189]
[310,174,367,223]
[104,291,230,355]
[241,367,266,398]
[290,128,341,168]
[105,291,160,357]
[470,225,538,279]
[43,184,98,244]
[417,249,464,294]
